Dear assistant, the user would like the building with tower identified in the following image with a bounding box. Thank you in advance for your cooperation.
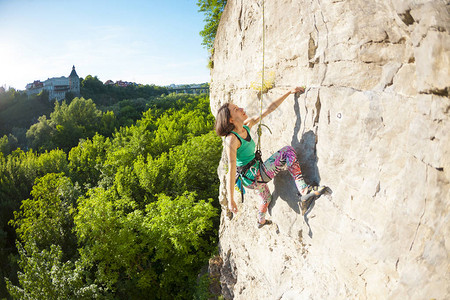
[26,66,81,101]
[68,65,80,93]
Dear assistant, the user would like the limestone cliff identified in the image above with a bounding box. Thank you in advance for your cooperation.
[209,0,449,299]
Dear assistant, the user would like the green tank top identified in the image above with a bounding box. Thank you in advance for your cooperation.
[230,125,255,167]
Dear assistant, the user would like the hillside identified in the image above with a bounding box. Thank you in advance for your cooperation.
[210,0,449,299]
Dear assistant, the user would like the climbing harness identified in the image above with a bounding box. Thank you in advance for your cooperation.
[234,149,272,201]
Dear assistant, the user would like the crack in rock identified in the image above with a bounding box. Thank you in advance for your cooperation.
[313,92,321,127]
[372,181,381,197]
[308,33,319,68]
[420,87,449,97]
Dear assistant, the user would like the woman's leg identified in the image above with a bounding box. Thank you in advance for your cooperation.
[246,180,272,224]
[263,146,308,194]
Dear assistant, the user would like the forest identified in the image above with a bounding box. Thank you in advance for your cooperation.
[0,85,222,299]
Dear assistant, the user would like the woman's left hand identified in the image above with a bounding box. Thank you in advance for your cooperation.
[290,86,305,95]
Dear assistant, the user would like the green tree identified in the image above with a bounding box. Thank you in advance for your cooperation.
[117,105,139,127]
[75,187,155,298]
[10,127,27,150]
[5,243,100,299]
[99,110,118,137]
[81,75,168,106]
[26,115,56,151]
[103,95,215,203]
[102,122,156,202]
[75,189,217,299]
[0,149,68,215]
[80,75,105,102]
[133,131,222,202]
[148,105,215,156]
[51,97,102,151]
[197,0,227,49]
[68,134,111,189]
[5,173,92,299]
[0,149,69,297]
[9,173,78,256]
[0,88,52,138]
[168,131,222,201]
[0,134,16,155]
[26,97,104,152]
[35,89,50,102]
[144,192,217,299]
[133,152,173,201]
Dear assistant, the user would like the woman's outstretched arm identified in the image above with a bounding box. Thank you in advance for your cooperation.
[245,86,305,128]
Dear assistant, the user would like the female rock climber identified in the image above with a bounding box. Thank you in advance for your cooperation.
[215,87,328,228]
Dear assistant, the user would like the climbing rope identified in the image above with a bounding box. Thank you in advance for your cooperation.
[256,0,265,154]
[254,0,275,154]
[233,0,268,204]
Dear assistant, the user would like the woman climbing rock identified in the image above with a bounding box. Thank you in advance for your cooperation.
[215,87,328,228]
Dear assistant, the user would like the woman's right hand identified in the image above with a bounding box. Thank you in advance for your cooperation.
[228,199,238,214]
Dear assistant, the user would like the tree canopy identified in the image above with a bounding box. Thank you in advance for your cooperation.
[197,0,227,50]
[1,93,222,299]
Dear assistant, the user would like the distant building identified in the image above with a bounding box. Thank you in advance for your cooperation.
[116,80,135,87]
[104,80,136,87]
[25,80,44,90]
[26,66,81,101]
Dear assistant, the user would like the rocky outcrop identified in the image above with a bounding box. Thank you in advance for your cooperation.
[210,0,449,299]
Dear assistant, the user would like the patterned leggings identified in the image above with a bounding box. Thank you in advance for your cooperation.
[246,146,307,224]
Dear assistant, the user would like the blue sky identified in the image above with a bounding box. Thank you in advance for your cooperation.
[0,0,211,90]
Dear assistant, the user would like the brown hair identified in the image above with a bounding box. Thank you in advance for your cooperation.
[215,103,235,136]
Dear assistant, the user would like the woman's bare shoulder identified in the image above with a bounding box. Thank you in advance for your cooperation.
[225,133,240,149]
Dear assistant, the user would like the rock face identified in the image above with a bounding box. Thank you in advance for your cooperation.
[210,0,449,299]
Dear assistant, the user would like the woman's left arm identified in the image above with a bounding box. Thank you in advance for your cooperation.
[245,86,305,128]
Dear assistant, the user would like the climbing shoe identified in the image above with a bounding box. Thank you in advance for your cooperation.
[257,219,272,229]
[300,185,329,202]
[299,185,331,215]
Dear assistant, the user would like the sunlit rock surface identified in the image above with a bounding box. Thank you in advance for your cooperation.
[210,0,449,299]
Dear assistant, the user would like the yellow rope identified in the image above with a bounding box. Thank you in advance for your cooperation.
[256,0,265,152]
